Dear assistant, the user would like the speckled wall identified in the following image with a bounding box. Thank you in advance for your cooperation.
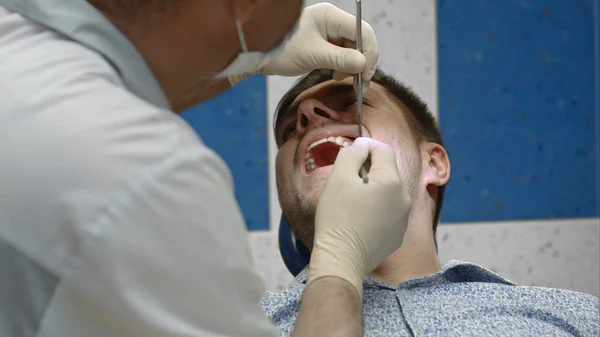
[437,0,598,222]
[181,0,600,296]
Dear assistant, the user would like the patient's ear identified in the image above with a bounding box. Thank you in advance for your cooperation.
[421,142,450,187]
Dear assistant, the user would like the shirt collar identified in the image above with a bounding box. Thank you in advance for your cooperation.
[294,260,516,290]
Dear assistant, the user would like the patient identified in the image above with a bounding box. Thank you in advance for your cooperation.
[262,69,599,336]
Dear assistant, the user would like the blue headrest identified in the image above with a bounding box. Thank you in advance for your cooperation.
[278,214,310,276]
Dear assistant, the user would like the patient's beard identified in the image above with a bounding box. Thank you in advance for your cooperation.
[278,182,320,251]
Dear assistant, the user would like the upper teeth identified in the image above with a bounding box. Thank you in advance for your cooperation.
[308,136,345,150]
[305,136,352,173]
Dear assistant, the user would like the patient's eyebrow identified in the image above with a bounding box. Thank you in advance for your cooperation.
[323,84,355,97]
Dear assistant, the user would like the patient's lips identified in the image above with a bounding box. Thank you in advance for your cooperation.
[305,136,353,173]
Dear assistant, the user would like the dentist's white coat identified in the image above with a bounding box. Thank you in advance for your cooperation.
[0,2,275,336]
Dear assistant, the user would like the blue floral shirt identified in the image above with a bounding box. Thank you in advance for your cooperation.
[262,260,600,336]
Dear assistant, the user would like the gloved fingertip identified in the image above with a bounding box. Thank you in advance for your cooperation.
[332,71,351,81]
[350,77,369,95]
[362,67,375,80]
[349,137,369,148]
[362,81,370,95]
[331,48,366,76]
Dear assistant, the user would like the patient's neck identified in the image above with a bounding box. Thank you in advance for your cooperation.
[367,212,442,287]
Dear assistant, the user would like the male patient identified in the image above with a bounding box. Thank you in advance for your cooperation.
[262,69,600,336]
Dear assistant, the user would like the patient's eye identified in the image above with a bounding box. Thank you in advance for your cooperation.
[340,99,357,110]
[339,97,372,111]
[280,122,296,142]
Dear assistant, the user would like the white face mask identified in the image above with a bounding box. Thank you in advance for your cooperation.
[216,17,299,78]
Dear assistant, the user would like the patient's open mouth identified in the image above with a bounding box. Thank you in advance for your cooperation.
[305,136,354,173]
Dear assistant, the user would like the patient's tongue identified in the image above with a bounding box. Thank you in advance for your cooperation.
[326,146,341,165]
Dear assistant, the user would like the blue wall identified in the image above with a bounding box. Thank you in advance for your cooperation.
[181,76,270,231]
[437,0,599,222]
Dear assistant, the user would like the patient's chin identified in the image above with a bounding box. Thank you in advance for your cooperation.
[300,181,326,208]
[301,171,329,191]
[279,181,325,250]
[293,226,315,250]
[283,209,315,250]
[285,204,317,250]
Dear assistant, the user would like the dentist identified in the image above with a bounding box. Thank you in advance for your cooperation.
[0,1,411,336]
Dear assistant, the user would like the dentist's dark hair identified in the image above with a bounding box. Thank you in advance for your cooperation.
[274,68,446,236]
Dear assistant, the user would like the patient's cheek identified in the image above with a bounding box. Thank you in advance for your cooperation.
[275,150,292,175]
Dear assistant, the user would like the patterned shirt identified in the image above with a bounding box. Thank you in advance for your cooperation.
[262,260,600,336]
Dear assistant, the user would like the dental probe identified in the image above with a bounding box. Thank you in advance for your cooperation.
[356,0,369,183]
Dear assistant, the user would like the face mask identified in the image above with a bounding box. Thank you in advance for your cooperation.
[216,17,299,78]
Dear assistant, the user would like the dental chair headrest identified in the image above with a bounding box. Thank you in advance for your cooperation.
[278,214,310,276]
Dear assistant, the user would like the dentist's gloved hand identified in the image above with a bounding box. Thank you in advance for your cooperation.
[307,138,411,297]
[229,3,378,91]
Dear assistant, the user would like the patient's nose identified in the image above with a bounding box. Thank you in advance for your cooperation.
[296,98,341,134]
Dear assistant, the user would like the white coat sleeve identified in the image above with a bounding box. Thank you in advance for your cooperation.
[52,99,277,336]
[60,150,277,337]
[4,104,277,336]
[43,109,278,336]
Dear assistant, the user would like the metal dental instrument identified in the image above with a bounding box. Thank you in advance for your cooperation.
[356,0,369,183]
